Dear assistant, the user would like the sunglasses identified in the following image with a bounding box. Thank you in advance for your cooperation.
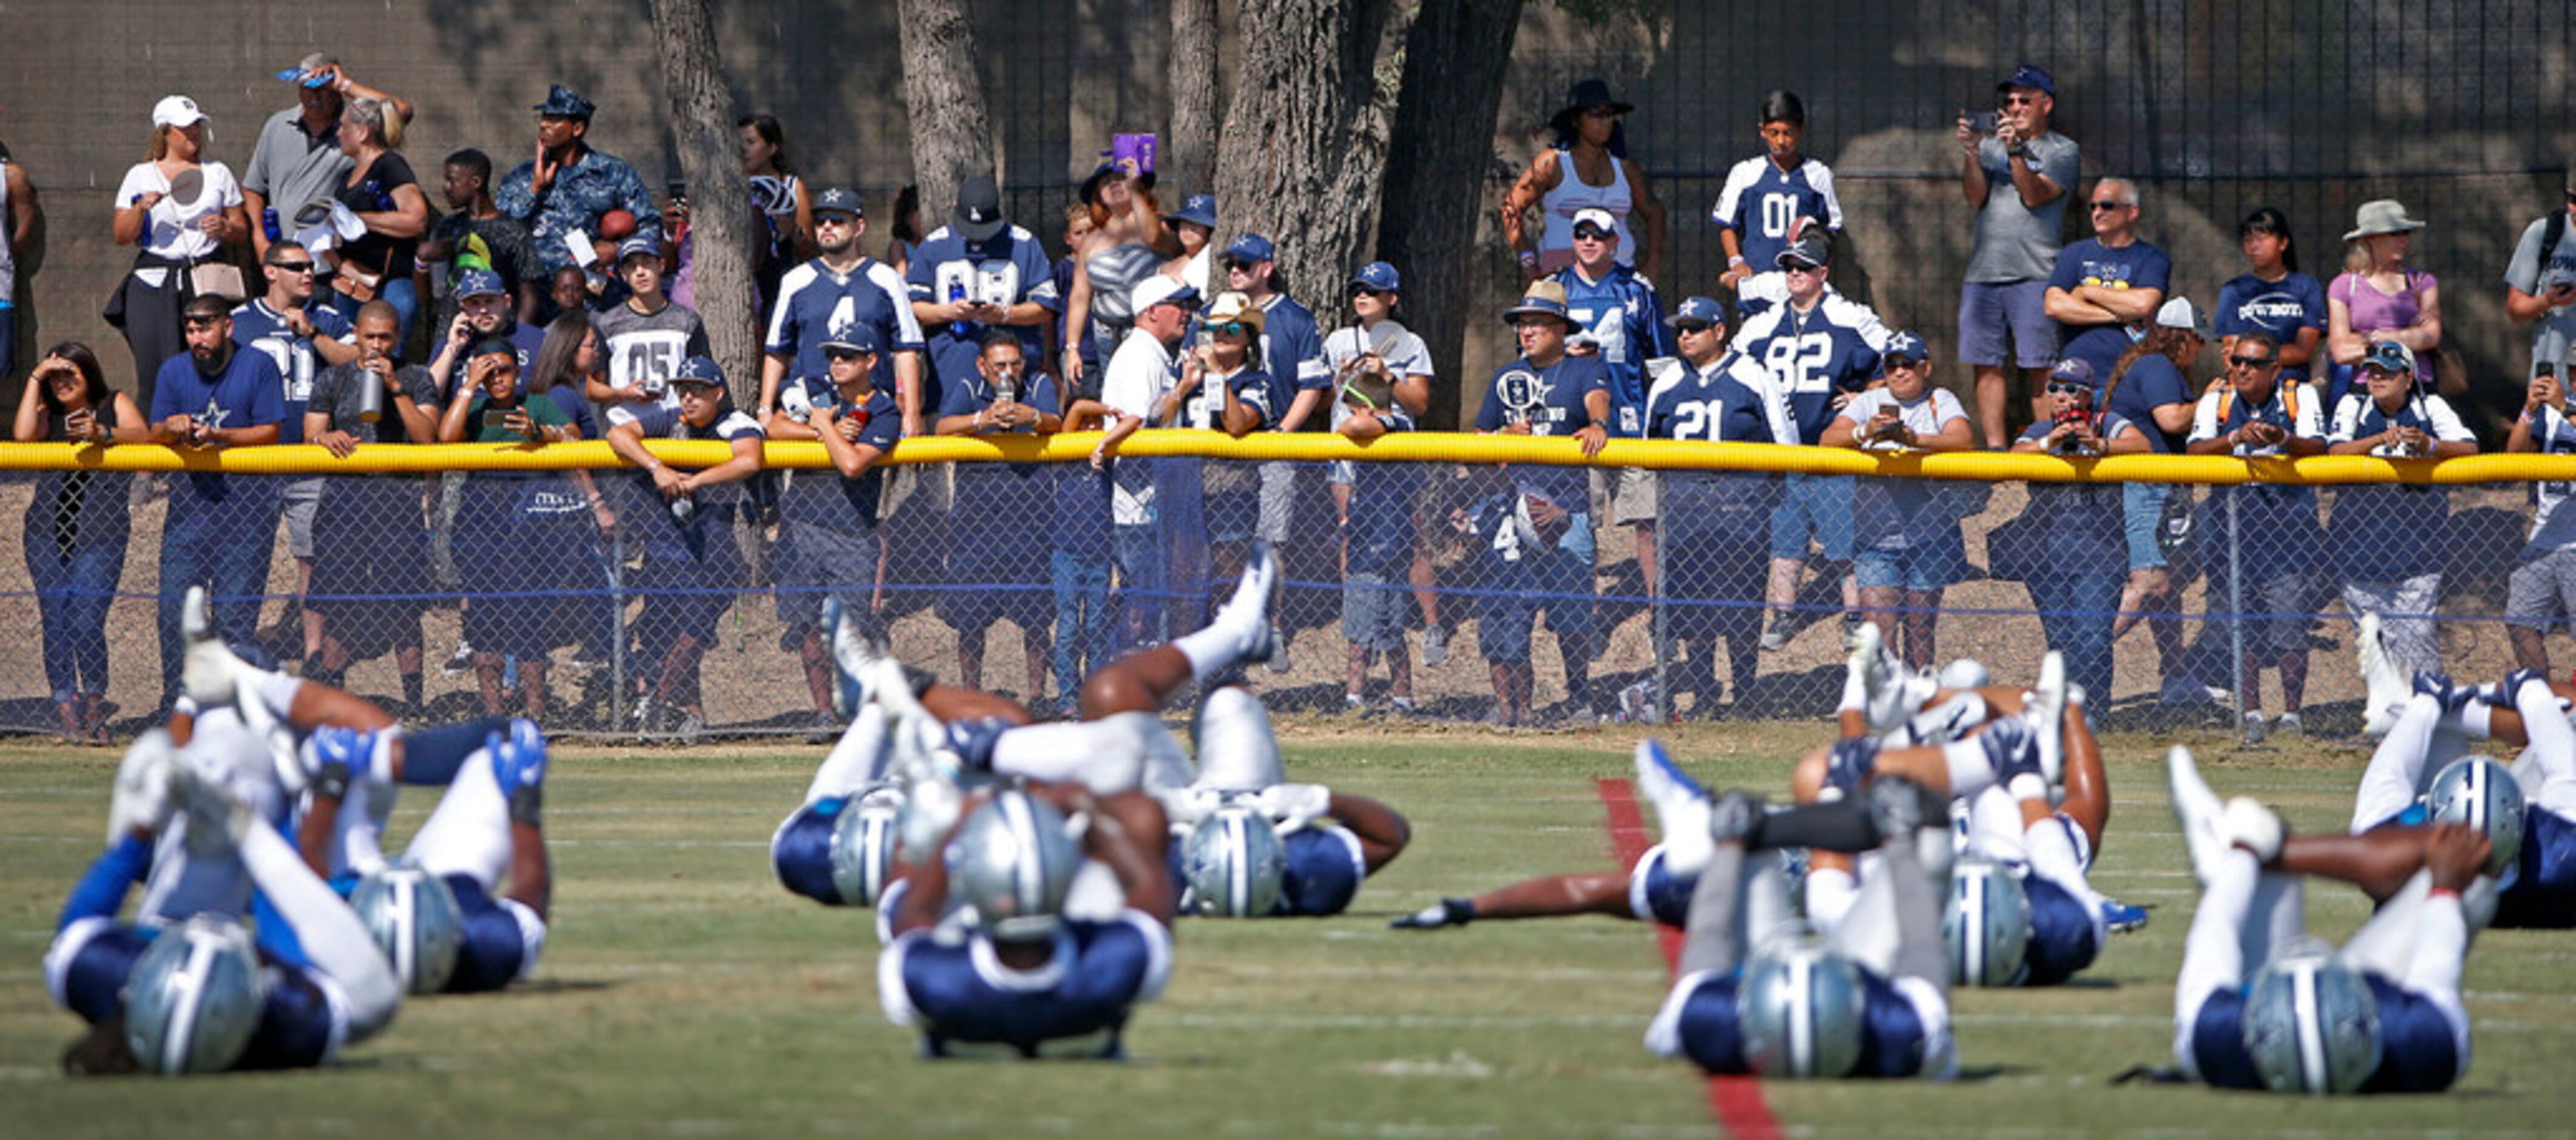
[2228,355,2277,369]
[2045,381,2092,396]
[1348,285,1391,299]
[1225,259,1260,273]
[1782,260,1823,273]
[2089,200,2129,211]
[814,214,856,228]
[1884,356,1924,369]
[1571,226,1614,242]
[822,347,870,361]
[268,260,316,273]
[1674,321,1717,334]
[2001,93,2042,106]
[1209,322,1253,338]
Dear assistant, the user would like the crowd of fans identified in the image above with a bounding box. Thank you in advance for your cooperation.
[10,59,2576,741]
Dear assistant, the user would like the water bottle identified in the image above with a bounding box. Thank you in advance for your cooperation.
[262,208,281,243]
[669,495,695,524]
[993,375,1018,407]
[355,366,385,424]
[948,279,969,338]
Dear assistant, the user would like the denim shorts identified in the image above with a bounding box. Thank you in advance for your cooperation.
[1854,534,1964,592]
[1769,472,1856,562]
[1956,280,2057,368]
[2121,481,2172,572]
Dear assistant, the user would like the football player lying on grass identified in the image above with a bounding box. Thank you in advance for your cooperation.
[48,748,401,1074]
[772,541,1408,918]
[2165,745,2487,1094]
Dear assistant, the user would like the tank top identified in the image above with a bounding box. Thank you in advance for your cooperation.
[1084,242,1162,326]
[1538,148,1634,272]
[0,159,13,304]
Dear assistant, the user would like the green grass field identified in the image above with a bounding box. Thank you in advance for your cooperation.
[4,721,2572,1136]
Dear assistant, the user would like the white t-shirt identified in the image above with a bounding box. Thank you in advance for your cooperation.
[1322,321,1434,433]
[117,161,244,261]
[1101,329,1178,527]
[1836,385,1967,450]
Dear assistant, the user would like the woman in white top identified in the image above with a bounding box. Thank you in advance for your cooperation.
[739,114,813,298]
[1501,78,1666,283]
[108,95,249,409]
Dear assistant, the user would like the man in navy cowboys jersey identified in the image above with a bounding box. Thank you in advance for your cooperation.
[1552,206,1670,594]
[1732,223,1887,653]
[760,187,927,433]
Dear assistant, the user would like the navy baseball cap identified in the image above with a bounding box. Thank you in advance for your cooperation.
[1350,262,1401,292]
[2047,358,2098,388]
[1777,227,1832,269]
[1996,65,2055,97]
[1666,296,1730,328]
[1881,331,1929,364]
[468,338,518,361]
[672,356,726,388]
[1225,234,1275,265]
[616,235,661,265]
[952,175,1005,242]
[813,186,864,219]
[534,84,597,119]
[1165,193,1217,229]
[456,268,507,299]
[2362,340,2416,375]
[822,321,883,354]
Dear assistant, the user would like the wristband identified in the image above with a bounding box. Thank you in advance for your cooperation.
[1727,256,1747,268]
[312,762,351,802]
[509,784,544,828]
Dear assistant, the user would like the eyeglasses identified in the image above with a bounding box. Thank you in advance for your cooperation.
[2044,381,2092,396]
[2001,93,2042,106]
[2228,355,2277,369]
[1781,261,1823,274]
[1209,322,1253,338]
[269,260,315,273]
[1571,225,1614,242]
[2089,201,2129,211]
[1225,259,1260,273]
[1884,356,1924,369]
[822,347,869,362]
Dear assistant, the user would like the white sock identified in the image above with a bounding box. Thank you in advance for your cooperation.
[240,821,400,1039]
[1174,560,1271,684]
[805,705,890,806]
[1804,866,1858,933]
[1940,735,2000,798]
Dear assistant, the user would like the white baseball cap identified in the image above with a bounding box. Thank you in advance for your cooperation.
[1130,275,1200,314]
[152,95,208,130]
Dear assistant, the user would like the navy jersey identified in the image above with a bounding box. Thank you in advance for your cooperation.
[772,798,850,906]
[766,257,926,393]
[2019,876,2102,986]
[2048,237,2172,379]
[151,348,286,508]
[1475,354,1610,510]
[2188,974,2463,1093]
[607,401,766,512]
[2214,271,2329,384]
[2325,392,2470,580]
[1626,843,1697,927]
[1257,294,1331,404]
[46,919,340,1071]
[1172,365,1285,435]
[908,225,1062,410]
[1645,351,1795,518]
[232,299,353,444]
[1273,826,1367,917]
[881,912,1172,1059]
[939,371,1064,483]
[440,875,541,994]
[776,381,902,532]
[1710,154,1843,274]
[1729,293,1888,446]
[1553,263,1671,436]
[1650,965,1937,1078]
[2493,806,2576,929]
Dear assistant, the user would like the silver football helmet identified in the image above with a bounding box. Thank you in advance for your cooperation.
[950,790,1082,942]
[123,915,266,1074]
[351,865,467,996]
[2426,756,2525,875]
[2242,949,2382,1094]
[1944,860,2031,988]
[1737,940,1867,1079]
[1182,802,1287,917]
[829,783,906,908]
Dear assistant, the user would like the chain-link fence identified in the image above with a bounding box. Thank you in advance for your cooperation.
[3,439,2568,744]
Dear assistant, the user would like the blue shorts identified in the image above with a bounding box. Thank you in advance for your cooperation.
[1854,535,1964,592]
[1956,280,2057,368]
[1769,473,1856,562]
[2495,805,2576,929]
[1474,539,1596,663]
[2122,482,2171,572]
[1628,844,1696,927]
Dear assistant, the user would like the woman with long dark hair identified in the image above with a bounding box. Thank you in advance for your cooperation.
[739,114,813,300]
[526,309,623,671]
[2213,206,2326,386]
[12,342,143,742]
[1499,78,1668,282]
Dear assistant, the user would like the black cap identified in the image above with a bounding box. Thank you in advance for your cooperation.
[952,175,1005,242]
[813,186,864,219]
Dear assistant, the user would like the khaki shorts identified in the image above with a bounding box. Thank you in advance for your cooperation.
[1589,466,1660,528]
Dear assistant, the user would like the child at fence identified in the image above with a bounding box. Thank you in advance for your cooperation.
[603,355,765,742]
[2325,341,2476,682]
[2185,330,2325,736]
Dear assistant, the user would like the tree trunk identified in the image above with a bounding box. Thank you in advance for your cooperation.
[897,0,999,235]
[1166,0,1223,195]
[1376,0,1523,430]
[649,0,762,401]
[1211,0,1401,319]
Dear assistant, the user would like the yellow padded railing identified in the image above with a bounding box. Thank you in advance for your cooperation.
[3,431,2572,485]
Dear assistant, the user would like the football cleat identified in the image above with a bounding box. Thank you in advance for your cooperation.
[2357,612,2410,737]
[2026,651,2067,786]
[106,729,180,845]
[2098,895,2150,934]
[1390,898,1475,930]
[2166,746,2230,885]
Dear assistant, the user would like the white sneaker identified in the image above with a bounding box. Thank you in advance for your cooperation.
[2166,745,2229,885]
[2027,651,2067,785]
[1632,740,1712,873]
[2273,711,2304,736]
[106,729,179,844]
[2357,612,2408,738]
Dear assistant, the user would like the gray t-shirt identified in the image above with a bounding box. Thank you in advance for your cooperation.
[1963,131,2081,284]
[2504,210,2576,378]
[307,362,438,443]
[592,299,712,404]
[242,106,354,225]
